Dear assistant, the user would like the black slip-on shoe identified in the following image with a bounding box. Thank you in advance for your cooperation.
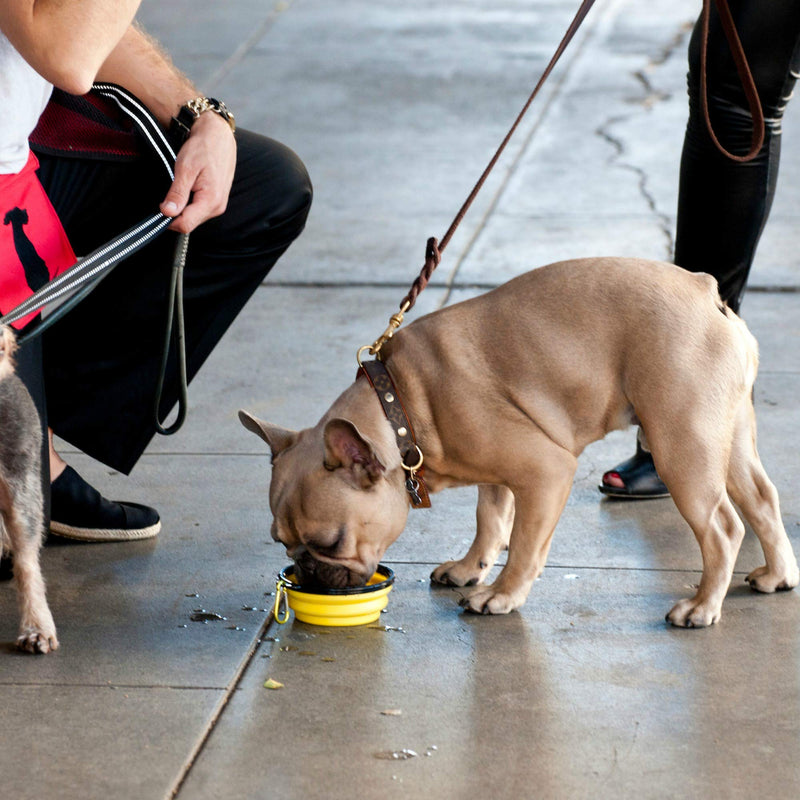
[49,466,161,542]
[598,443,670,499]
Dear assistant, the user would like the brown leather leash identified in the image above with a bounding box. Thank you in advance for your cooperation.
[699,0,764,162]
[356,0,764,510]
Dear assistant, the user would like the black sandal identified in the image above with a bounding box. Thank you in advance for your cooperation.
[598,441,670,499]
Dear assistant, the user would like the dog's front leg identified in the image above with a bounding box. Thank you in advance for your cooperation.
[4,507,58,654]
[431,484,514,587]
[459,450,576,615]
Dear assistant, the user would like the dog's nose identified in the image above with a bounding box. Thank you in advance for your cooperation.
[286,543,304,560]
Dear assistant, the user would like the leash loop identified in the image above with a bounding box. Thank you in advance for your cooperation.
[699,0,764,163]
[154,232,189,435]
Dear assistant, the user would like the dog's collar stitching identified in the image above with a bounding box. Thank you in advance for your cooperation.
[357,360,431,509]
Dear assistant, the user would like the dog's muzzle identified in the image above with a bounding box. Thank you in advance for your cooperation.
[293,548,368,589]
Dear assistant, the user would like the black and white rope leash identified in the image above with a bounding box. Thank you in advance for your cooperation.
[1,82,189,434]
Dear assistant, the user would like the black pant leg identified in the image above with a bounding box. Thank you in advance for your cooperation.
[674,0,800,312]
[13,334,50,527]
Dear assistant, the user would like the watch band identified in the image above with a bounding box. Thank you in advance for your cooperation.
[168,96,236,146]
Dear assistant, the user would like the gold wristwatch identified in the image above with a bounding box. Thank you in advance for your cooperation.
[169,96,236,145]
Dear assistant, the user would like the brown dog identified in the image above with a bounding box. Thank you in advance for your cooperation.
[0,326,58,653]
[240,258,799,627]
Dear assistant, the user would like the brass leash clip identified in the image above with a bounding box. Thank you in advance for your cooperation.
[357,300,410,366]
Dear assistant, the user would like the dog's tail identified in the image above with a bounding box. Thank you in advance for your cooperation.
[726,311,759,390]
[694,272,759,390]
[0,324,18,381]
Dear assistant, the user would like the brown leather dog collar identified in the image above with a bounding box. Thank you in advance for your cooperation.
[358,359,431,509]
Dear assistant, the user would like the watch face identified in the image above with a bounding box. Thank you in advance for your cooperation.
[209,98,232,118]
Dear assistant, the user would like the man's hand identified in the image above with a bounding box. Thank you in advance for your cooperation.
[159,111,237,234]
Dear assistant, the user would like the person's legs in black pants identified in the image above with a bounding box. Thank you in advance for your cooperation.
[600,0,800,497]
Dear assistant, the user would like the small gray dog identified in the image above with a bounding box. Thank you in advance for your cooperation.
[0,325,57,653]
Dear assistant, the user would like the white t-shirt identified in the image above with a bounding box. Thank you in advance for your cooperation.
[0,31,53,174]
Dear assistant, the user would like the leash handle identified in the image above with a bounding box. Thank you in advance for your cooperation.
[699,0,764,163]
[154,232,189,435]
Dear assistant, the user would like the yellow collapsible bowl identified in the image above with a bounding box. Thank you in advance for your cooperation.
[274,565,395,627]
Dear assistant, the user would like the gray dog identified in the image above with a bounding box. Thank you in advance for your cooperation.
[241,258,799,627]
[0,325,57,653]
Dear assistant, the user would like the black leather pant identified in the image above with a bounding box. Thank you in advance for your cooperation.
[675,0,800,312]
[24,129,312,475]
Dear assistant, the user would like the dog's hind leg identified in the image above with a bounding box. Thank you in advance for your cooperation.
[726,399,799,593]
[1,480,58,654]
[431,484,515,587]
[650,425,745,628]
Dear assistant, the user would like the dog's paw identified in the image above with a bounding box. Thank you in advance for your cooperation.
[17,629,59,655]
[665,598,721,629]
[458,586,524,615]
[745,564,800,593]
[430,559,491,588]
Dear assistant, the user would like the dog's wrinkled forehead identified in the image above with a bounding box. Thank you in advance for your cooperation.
[271,453,371,529]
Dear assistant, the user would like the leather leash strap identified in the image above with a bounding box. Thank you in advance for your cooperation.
[358,360,431,509]
[700,0,764,162]
[397,0,764,314]
[400,0,598,313]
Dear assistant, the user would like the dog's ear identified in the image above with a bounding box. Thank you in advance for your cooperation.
[323,418,385,488]
[238,410,297,457]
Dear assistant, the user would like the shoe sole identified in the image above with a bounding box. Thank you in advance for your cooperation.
[597,485,671,500]
[49,520,161,542]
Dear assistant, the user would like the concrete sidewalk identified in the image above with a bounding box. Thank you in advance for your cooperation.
[2,1,800,797]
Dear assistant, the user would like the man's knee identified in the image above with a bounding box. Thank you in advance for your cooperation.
[229,129,312,242]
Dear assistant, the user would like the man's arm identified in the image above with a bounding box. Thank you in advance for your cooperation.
[97,25,238,234]
[0,0,141,95]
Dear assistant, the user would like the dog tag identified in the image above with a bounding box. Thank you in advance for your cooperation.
[405,476,422,506]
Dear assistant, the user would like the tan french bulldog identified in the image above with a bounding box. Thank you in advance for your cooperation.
[240,257,799,627]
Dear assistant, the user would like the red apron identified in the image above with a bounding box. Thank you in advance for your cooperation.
[0,151,76,329]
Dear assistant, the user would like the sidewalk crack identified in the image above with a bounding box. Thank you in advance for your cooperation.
[166,617,275,799]
[593,19,694,261]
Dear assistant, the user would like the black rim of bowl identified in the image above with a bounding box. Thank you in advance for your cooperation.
[278,564,395,595]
